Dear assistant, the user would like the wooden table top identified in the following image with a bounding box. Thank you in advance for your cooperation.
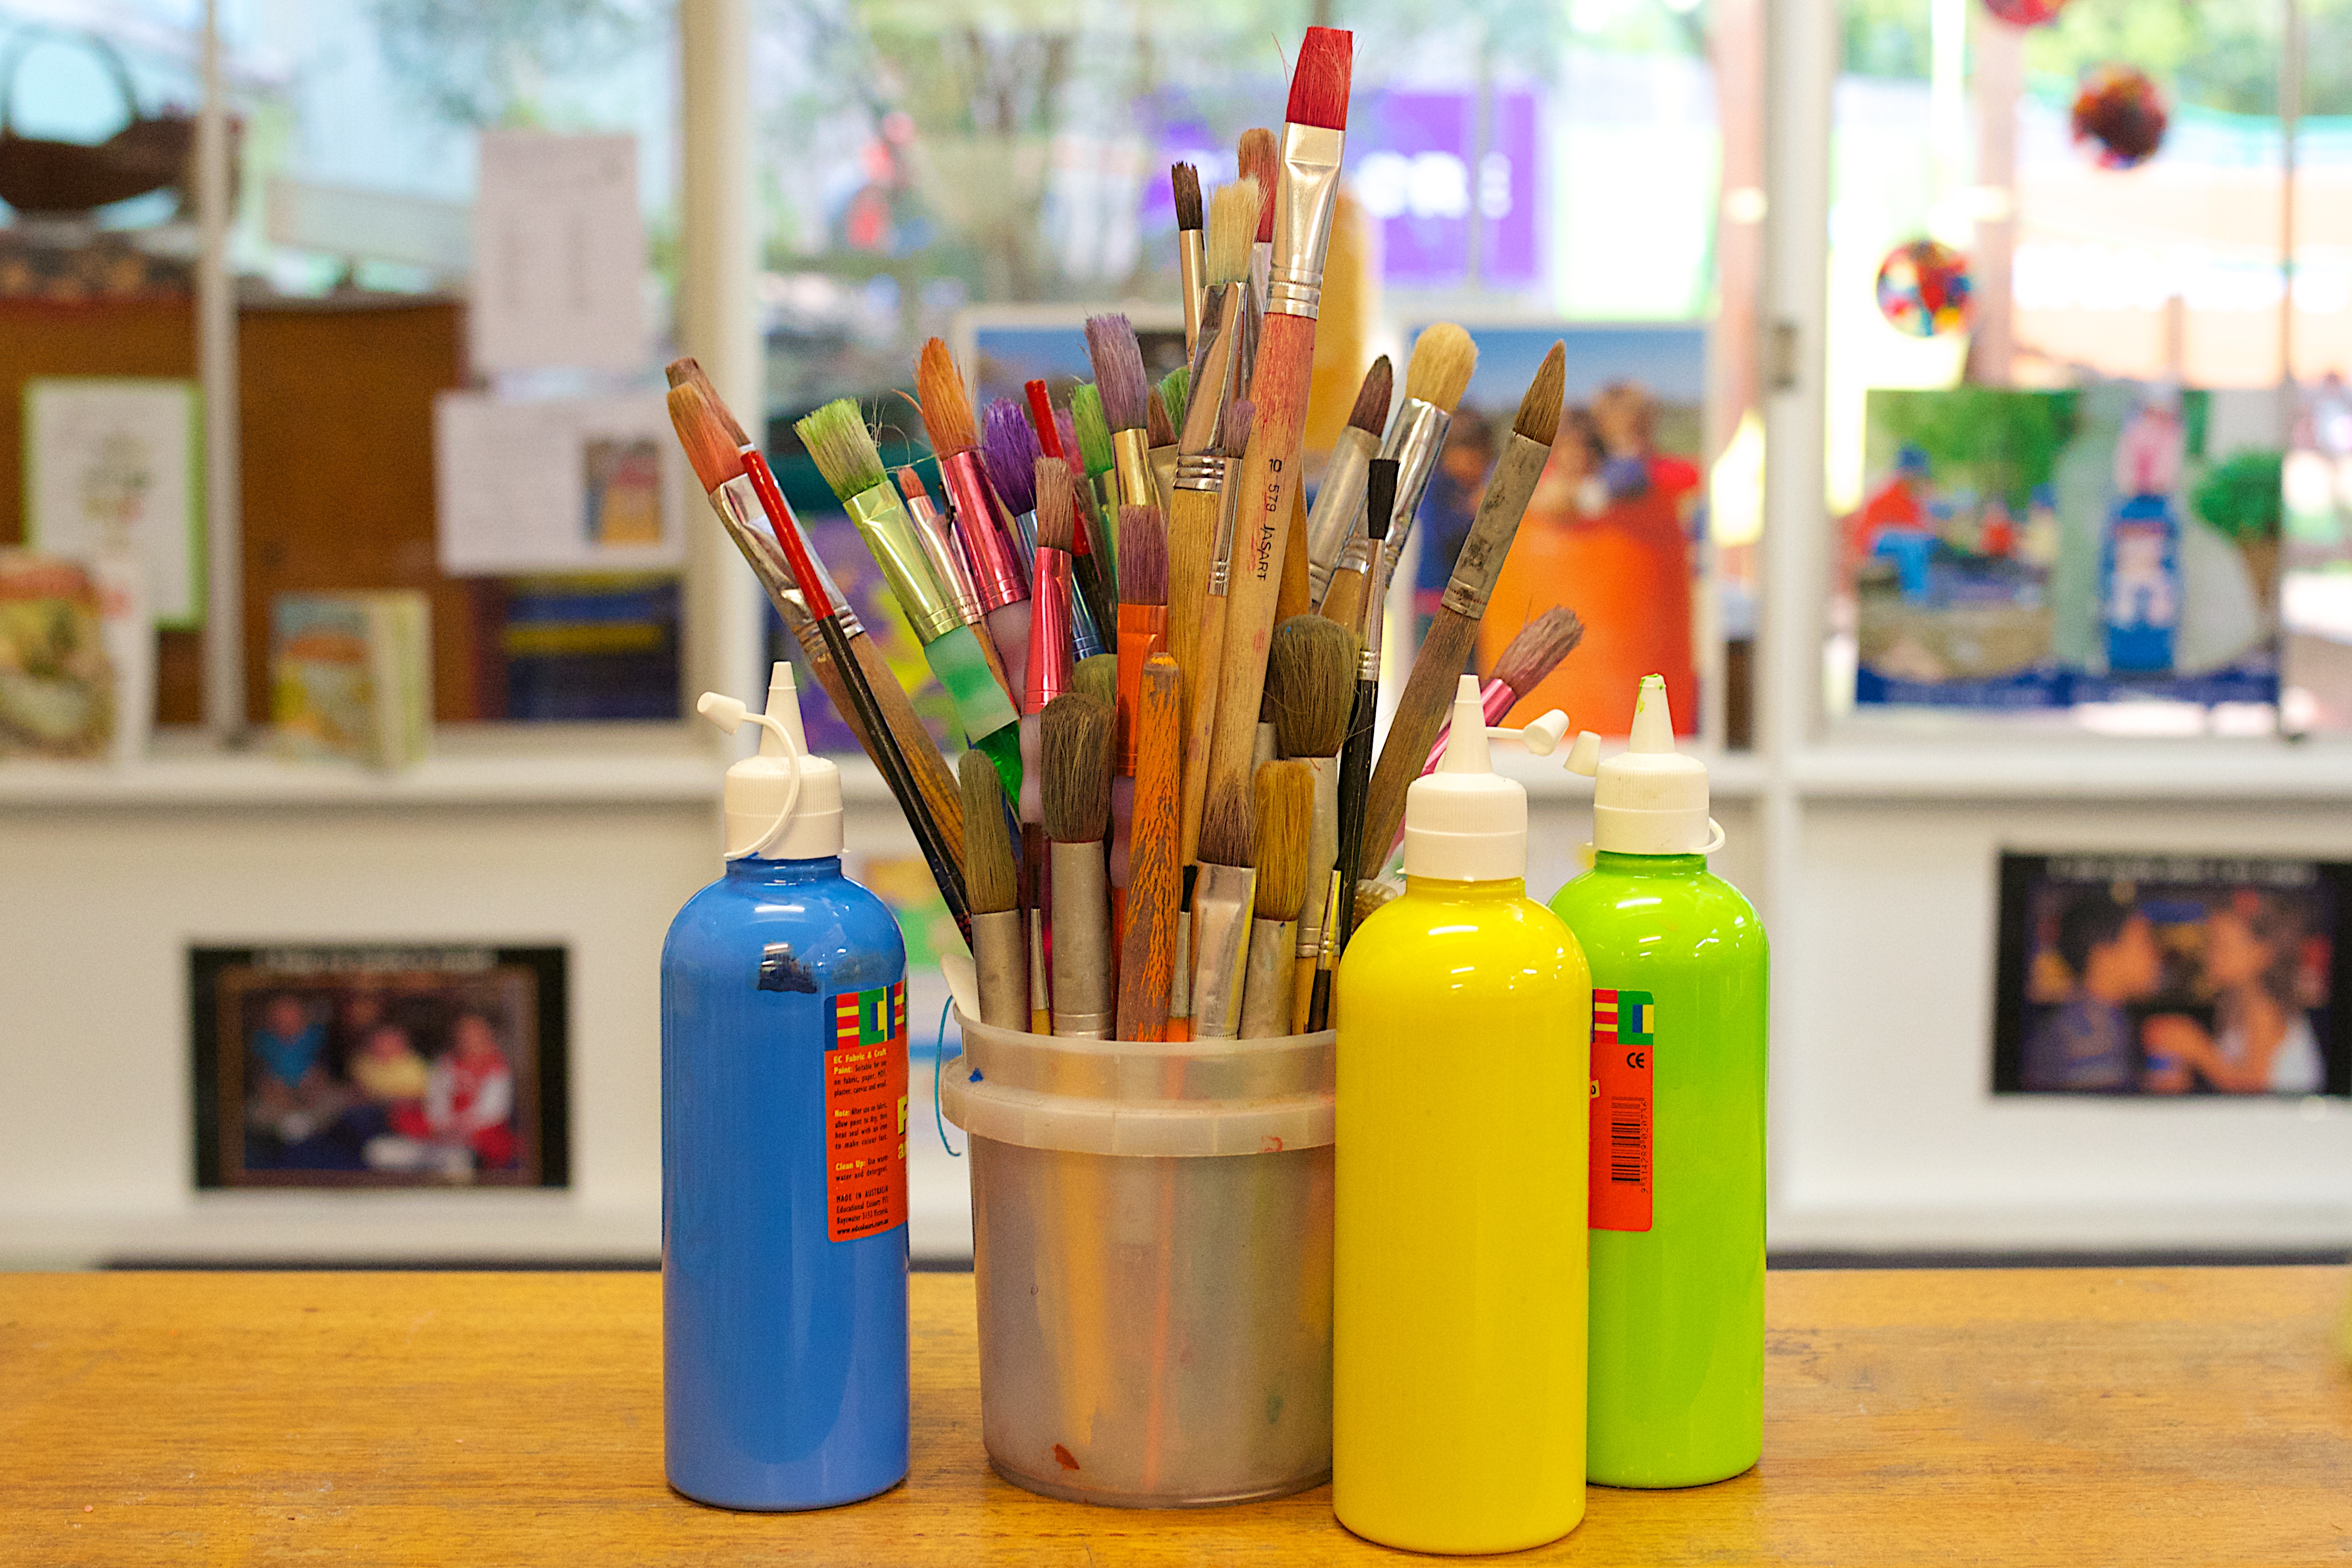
[3,1266,2347,1565]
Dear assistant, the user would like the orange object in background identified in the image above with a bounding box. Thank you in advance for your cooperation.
[1481,402,1698,736]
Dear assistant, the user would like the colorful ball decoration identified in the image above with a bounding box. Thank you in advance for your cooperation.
[2072,65,2168,170]
[1875,239,1974,338]
[1980,0,2071,25]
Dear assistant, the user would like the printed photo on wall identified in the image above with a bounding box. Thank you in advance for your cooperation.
[192,945,569,1188]
[1991,853,2352,1098]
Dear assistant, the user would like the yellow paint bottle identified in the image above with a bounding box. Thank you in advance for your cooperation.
[1333,676,1591,1555]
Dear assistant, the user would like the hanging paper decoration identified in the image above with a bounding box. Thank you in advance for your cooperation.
[1875,239,1973,338]
[1981,0,2070,25]
[2071,65,2168,170]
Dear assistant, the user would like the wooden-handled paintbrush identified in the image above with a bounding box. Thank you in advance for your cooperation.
[1305,354,1393,610]
[1358,339,1566,881]
[1195,29,1355,912]
[1086,312,1160,519]
[1266,614,1357,1034]
[1173,160,1205,360]
[1110,503,1167,915]
[1116,653,1181,1042]
[1043,691,1115,1038]
[1381,323,1479,578]
[960,748,1027,1030]
[1238,758,1312,1039]
[668,381,969,937]
[1325,455,1398,1018]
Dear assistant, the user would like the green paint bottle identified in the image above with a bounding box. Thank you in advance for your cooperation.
[1550,675,1768,1488]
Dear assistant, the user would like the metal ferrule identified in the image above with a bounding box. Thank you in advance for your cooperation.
[898,481,984,626]
[1304,425,1379,602]
[971,909,1029,1032]
[1149,444,1179,512]
[1238,919,1297,1040]
[718,474,861,635]
[1071,591,1107,661]
[1178,285,1242,456]
[1265,124,1345,319]
[1177,232,1205,360]
[1378,399,1453,576]
[1168,908,1192,1021]
[1175,452,1227,495]
[1005,508,1039,577]
[1112,426,1157,511]
[939,449,1028,612]
[1295,755,1339,957]
[1049,838,1112,1039]
[845,484,957,642]
[1440,429,1551,621]
[1187,861,1257,1041]
[1024,548,1073,715]
[1208,453,1248,595]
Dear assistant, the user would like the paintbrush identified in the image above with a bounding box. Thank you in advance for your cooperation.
[1020,457,1084,1034]
[1146,386,1179,514]
[1050,396,1118,614]
[1043,691,1115,1038]
[1417,606,1586,778]
[1326,455,1398,998]
[799,399,1023,799]
[1197,28,1356,895]
[1239,758,1312,1039]
[985,398,1105,658]
[1267,613,1357,1034]
[1276,482,1311,626]
[668,381,969,937]
[891,466,984,628]
[1178,396,1257,871]
[1116,653,1181,1041]
[1069,382,1122,570]
[1073,652,1118,711]
[961,748,1028,1029]
[917,339,1035,706]
[1359,339,1565,880]
[1159,364,1190,435]
[1304,354,1393,605]
[1173,160,1205,360]
[1382,322,1478,578]
[1238,125,1278,392]
[1112,503,1168,890]
[1188,782,1258,1042]
[1086,313,1159,519]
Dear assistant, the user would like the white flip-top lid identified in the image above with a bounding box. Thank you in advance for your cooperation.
[698,662,843,860]
[1565,674,1717,856]
[1402,674,1527,882]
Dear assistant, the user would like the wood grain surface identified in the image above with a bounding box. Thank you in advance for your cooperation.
[2,1267,2347,1566]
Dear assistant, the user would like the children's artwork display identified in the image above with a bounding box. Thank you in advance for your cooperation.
[1992,853,2352,1098]
[0,552,114,759]
[22,376,203,627]
[191,945,569,1189]
[1846,385,2279,711]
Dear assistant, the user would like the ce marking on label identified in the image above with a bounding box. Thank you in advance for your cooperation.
[1625,1050,1648,1069]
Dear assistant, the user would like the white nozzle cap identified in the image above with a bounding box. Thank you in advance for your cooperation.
[1403,674,1528,882]
[1570,675,1714,856]
[702,662,843,860]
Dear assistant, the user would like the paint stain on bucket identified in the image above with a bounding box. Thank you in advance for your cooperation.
[1052,1444,1081,1471]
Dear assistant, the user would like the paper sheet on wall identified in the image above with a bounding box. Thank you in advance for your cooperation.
[22,377,204,627]
[471,131,646,374]
[434,394,683,575]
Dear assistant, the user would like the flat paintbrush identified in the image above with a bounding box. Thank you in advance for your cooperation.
[1085,313,1159,518]
[1237,126,1278,396]
[1073,652,1118,710]
[1051,398,1118,612]
[1116,653,1181,1041]
[799,398,1023,801]
[668,381,968,936]
[1358,340,1565,881]
[1069,383,1123,584]
[1173,160,1205,360]
[1188,783,1258,1042]
[1146,386,1178,513]
[1305,354,1393,607]
[1197,29,1355,885]
[918,340,1035,707]
[1043,691,1115,1037]
[1239,759,1312,1039]
[1267,613,1356,1034]
[961,749,1028,1030]
[1325,455,1398,1010]
[984,399,1105,658]
[1110,503,1167,917]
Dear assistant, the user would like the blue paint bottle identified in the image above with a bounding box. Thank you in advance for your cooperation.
[662,662,910,1510]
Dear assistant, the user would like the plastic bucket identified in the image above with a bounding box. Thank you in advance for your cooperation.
[942,1015,1334,1508]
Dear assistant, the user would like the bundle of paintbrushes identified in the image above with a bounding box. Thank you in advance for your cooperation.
[659,26,1596,1043]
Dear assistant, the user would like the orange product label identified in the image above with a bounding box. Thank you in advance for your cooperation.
[1589,988,1655,1233]
[826,981,909,1242]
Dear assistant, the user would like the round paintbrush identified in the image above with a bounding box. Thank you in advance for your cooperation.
[1307,354,1395,613]
[1085,312,1157,516]
[1382,323,1479,576]
[1043,691,1115,1038]
[1146,385,1178,508]
[1267,614,1358,1033]
[1116,653,1182,1042]
[1239,759,1312,1039]
[961,749,1027,1030]
[1173,160,1205,359]
[918,339,1035,700]
[1072,654,1118,711]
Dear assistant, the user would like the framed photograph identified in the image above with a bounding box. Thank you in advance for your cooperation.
[1992,853,2352,1098]
[23,376,205,627]
[192,945,569,1189]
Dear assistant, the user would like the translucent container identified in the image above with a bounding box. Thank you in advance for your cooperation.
[941,1015,1335,1508]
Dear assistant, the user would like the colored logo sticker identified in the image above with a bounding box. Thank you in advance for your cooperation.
[825,981,909,1243]
[1590,988,1654,1233]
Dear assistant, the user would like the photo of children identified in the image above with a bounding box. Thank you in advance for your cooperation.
[192,946,568,1188]
[1992,854,2351,1098]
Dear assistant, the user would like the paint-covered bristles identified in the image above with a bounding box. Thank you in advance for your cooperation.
[1148,387,1176,450]
[1071,384,1115,475]
[1034,457,1077,555]
[960,749,1018,915]
[1084,314,1151,434]
[666,383,745,492]
[1285,26,1355,134]
[1042,692,1114,844]
[915,337,978,456]
[981,399,1041,515]
[1119,505,1167,607]
[1073,653,1119,710]
[795,398,886,502]
[1239,129,1278,244]
[1493,607,1587,695]
[1198,778,1255,872]
[1268,614,1357,759]
[1348,356,1393,438]
[664,357,751,447]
